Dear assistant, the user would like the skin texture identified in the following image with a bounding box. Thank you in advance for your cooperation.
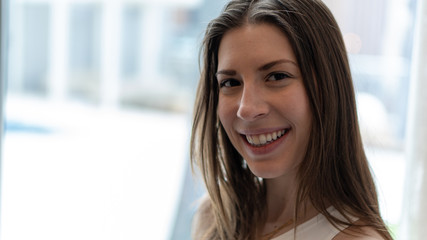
[217,23,312,180]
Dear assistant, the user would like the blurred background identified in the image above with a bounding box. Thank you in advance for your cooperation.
[0,0,422,239]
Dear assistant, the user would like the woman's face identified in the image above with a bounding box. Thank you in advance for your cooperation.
[216,23,312,179]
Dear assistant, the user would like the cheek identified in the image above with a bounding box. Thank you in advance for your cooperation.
[288,86,312,125]
[217,98,240,147]
[217,97,235,128]
[294,100,311,127]
[217,100,226,126]
[282,86,313,141]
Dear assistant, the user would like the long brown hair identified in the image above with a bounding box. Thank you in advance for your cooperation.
[191,0,393,239]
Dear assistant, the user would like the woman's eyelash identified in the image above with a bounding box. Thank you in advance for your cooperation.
[218,73,292,87]
[267,72,292,81]
[219,79,240,88]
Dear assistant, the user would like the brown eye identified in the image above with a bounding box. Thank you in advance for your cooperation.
[219,79,241,88]
[267,72,291,81]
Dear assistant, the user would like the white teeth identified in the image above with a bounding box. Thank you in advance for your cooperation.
[259,135,267,145]
[252,135,260,145]
[246,135,252,144]
[245,129,288,147]
[272,131,277,140]
[266,133,272,142]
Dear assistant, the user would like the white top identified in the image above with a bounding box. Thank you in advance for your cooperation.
[271,207,356,240]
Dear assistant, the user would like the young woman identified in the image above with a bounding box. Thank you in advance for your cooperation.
[190,0,393,239]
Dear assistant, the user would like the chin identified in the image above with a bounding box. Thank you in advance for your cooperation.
[246,162,293,179]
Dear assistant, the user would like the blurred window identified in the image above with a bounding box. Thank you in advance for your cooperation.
[21,3,50,94]
[69,3,101,101]
[121,5,142,79]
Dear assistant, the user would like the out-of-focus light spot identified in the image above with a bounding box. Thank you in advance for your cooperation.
[344,32,362,54]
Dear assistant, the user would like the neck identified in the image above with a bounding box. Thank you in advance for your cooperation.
[264,172,318,224]
[259,174,319,239]
[264,173,298,222]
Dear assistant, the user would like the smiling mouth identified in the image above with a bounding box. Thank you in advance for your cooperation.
[244,129,290,147]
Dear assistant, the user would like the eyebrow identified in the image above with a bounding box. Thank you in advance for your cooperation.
[259,59,298,71]
[216,59,298,77]
[215,69,236,77]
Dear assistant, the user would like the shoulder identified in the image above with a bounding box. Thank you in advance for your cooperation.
[333,220,386,240]
[192,195,215,240]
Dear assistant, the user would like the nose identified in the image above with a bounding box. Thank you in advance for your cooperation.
[237,84,269,121]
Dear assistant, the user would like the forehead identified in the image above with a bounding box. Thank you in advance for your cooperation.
[217,23,297,69]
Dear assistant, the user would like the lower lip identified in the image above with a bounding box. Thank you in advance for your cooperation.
[242,130,290,156]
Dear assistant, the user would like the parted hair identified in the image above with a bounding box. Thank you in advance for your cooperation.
[190,0,393,239]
